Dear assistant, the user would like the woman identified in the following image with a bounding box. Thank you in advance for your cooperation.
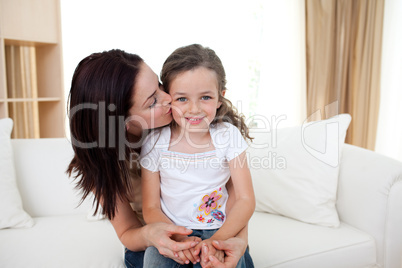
[67,49,253,268]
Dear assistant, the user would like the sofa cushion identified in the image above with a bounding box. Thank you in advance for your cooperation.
[248,114,351,227]
[11,138,92,217]
[0,214,124,268]
[248,212,376,268]
[0,118,34,229]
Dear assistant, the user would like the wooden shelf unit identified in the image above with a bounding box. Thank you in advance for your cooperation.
[0,0,65,138]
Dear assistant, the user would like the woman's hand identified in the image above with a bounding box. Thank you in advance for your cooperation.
[143,222,199,264]
[205,238,247,268]
[173,235,202,265]
[194,238,224,268]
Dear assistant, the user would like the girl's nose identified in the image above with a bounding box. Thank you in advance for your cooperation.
[189,101,201,114]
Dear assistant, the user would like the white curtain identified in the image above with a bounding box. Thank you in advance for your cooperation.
[375,0,402,162]
[253,0,307,129]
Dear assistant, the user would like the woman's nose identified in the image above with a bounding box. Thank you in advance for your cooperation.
[161,91,172,106]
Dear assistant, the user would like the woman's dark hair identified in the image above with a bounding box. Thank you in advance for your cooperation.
[161,44,252,141]
[66,49,143,219]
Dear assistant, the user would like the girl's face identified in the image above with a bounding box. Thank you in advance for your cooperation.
[169,67,221,132]
[126,63,172,135]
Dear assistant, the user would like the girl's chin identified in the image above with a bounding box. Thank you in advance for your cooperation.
[184,123,210,131]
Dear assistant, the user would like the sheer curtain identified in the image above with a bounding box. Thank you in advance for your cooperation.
[305,0,384,150]
[375,0,402,162]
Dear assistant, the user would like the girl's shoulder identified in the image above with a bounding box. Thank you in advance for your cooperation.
[210,122,242,136]
[210,122,246,147]
[211,122,249,161]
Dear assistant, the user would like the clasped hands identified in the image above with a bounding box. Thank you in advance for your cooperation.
[148,223,243,268]
[173,234,224,267]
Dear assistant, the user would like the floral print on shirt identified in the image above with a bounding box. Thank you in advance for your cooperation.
[211,210,225,222]
[199,190,222,215]
[196,189,225,226]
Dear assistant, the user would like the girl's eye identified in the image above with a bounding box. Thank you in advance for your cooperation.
[201,96,211,100]
[177,97,186,102]
[149,97,157,108]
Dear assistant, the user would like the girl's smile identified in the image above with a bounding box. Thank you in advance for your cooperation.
[185,116,205,125]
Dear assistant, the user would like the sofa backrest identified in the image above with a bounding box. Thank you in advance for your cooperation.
[11,138,91,217]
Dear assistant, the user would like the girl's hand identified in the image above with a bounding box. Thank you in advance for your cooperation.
[195,239,224,268]
[207,238,247,268]
[174,235,202,264]
[144,222,199,264]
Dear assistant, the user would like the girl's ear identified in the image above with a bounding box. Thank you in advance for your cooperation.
[217,89,226,109]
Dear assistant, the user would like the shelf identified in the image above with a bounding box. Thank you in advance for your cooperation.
[4,39,58,47]
[0,0,65,138]
[0,97,61,102]
[6,100,64,139]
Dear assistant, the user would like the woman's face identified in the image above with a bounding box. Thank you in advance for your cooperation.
[126,63,172,135]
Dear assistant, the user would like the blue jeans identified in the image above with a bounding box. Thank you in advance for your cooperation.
[125,248,253,268]
[125,246,253,268]
[244,246,254,268]
[142,229,254,268]
[125,248,144,268]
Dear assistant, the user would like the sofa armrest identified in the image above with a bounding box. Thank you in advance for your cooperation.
[337,144,402,268]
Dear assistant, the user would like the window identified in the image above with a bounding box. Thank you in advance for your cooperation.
[61,0,306,131]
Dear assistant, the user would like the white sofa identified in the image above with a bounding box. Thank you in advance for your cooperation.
[248,141,402,268]
[0,138,125,268]
[1,137,401,268]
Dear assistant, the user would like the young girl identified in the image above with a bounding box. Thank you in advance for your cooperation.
[140,44,255,267]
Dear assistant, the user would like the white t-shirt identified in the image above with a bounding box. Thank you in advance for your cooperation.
[140,122,248,229]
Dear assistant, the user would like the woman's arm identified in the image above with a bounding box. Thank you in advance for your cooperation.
[109,196,146,251]
[109,196,196,252]
[108,184,197,263]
